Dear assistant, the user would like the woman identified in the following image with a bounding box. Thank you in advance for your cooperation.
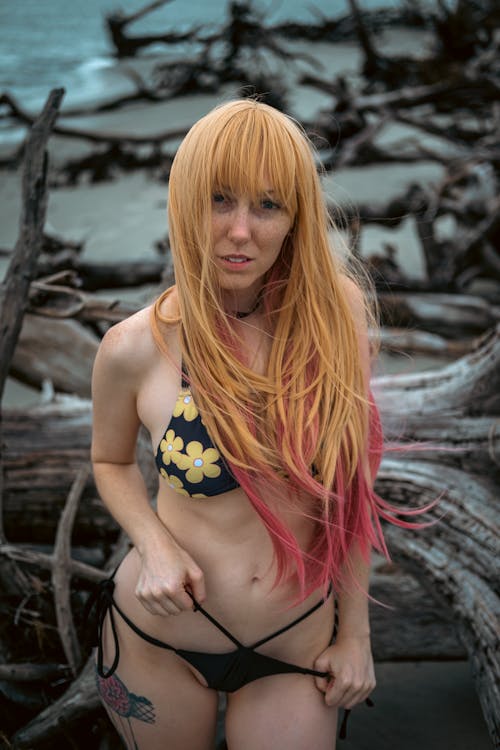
[90,99,396,750]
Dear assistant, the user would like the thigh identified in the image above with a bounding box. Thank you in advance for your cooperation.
[225,673,338,750]
[96,612,219,750]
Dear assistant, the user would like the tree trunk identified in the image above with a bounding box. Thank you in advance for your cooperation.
[11,314,99,397]
[2,396,157,544]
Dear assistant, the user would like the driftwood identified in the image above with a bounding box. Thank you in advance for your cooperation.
[105,0,200,59]
[0,90,65,612]
[11,314,99,397]
[0,89,65,400]
[377,292,499,337]
[369,562,465,662]
[370,326,500,742]
[51,467,89,675]
[2,396,157,545]
[35,256,170,291]
[378,462,499,745]
[376,327,474,358]
[11,284,496,409]
[2,328,498,746]
[0,93,188,148]
[374,324,500,421]
[1,2,499,746]
[11,656,101,748]
[28,277,140,324]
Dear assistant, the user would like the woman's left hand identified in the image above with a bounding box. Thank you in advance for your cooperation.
[313,634,376,709]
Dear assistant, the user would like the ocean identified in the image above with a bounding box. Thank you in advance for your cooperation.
[0,0,407,118]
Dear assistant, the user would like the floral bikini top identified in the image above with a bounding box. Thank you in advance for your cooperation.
[155,373,239,498]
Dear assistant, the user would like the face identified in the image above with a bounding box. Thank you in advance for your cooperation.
[210,186,292,310]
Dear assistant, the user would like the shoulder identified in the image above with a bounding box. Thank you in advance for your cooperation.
[337,274,372,383]
[338,274,368,328]
[93,305,163,384]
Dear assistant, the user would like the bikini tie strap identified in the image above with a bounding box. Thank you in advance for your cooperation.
[186,590,244,648]
[338,697,374,741]
[83,576,120,679]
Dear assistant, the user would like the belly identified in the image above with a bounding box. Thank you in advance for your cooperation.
[157,485,277,588]
[116,484,324,648]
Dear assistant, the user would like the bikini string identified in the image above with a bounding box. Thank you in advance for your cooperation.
[85,577,374,739]
[339,697,374,741]
[83,575,120,679]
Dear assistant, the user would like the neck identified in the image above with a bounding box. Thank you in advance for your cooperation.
[223,287,263,319]
[232,293,262,319]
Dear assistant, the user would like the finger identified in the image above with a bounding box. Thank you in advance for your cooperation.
[138,596,181,616]
[314,674,330,693]
[324,670,352,708]
[135,583,184,615]
[174,587,197,611]
[313,654,333,693]
[343,680,376,710]
[313,666,332,694]
[187,567,206,603]
[325,681,347,708]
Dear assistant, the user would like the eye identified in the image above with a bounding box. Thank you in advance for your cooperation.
[212,193,226,204]
[261,198,280,210]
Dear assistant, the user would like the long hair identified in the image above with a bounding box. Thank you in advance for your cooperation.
[151,99,418,599]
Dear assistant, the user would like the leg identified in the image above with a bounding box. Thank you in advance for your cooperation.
[225,673,338,750]
[96,612,219,750]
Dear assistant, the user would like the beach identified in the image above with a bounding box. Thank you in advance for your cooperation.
[0,9,495,749]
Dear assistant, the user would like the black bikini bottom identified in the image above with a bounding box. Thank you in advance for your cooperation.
[87,574,371,738]
[91,572,332,690]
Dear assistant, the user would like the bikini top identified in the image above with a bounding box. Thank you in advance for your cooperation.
[155,373,239,498]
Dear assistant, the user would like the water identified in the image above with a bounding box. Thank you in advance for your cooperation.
[0,0,407,116]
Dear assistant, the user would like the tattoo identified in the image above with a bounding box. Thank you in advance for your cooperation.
[96,665,155,749]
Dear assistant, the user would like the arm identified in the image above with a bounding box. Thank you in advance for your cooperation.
[91,318,205,614]
[314,277,376,708]
[314,545,375,708]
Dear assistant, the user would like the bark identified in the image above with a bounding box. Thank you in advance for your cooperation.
[0,89,65,606]
[376,460,499,743]
[373,324,500,419]
[36,257,170,291]
[28,273,140,323]
[51,467,89,675]
[106,1,198,59]
[377,293,499,337]
[2,396,157,545]
[1,3,499,745]
[0,92,187,146]
[377,327,474,357]
[369,563,466,661]
[11,656,100,748]
[11,314,99,397]
[0,89,65,400]
[0,663,71,683]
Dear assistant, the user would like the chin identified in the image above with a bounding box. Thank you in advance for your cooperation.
[218,273,263,292]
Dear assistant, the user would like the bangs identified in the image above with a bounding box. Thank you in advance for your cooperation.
[209,107,298,216]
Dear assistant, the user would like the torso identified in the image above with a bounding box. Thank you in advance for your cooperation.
[113,288,332,658]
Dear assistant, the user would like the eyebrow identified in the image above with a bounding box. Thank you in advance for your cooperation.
[214,185,278,195]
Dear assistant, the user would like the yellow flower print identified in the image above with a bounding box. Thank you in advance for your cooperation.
[177,441,221,484]
[160,469,189,496]
[172,389,198,422]
[159,429,183,466]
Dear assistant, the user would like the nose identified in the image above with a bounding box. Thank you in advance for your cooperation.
[227,205,251,245]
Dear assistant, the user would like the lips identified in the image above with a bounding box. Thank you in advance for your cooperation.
[222,255,252,263]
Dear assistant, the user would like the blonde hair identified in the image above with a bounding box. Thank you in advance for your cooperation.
[152,99,391,597]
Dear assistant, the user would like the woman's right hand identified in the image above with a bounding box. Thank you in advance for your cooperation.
[134,533,206,616]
